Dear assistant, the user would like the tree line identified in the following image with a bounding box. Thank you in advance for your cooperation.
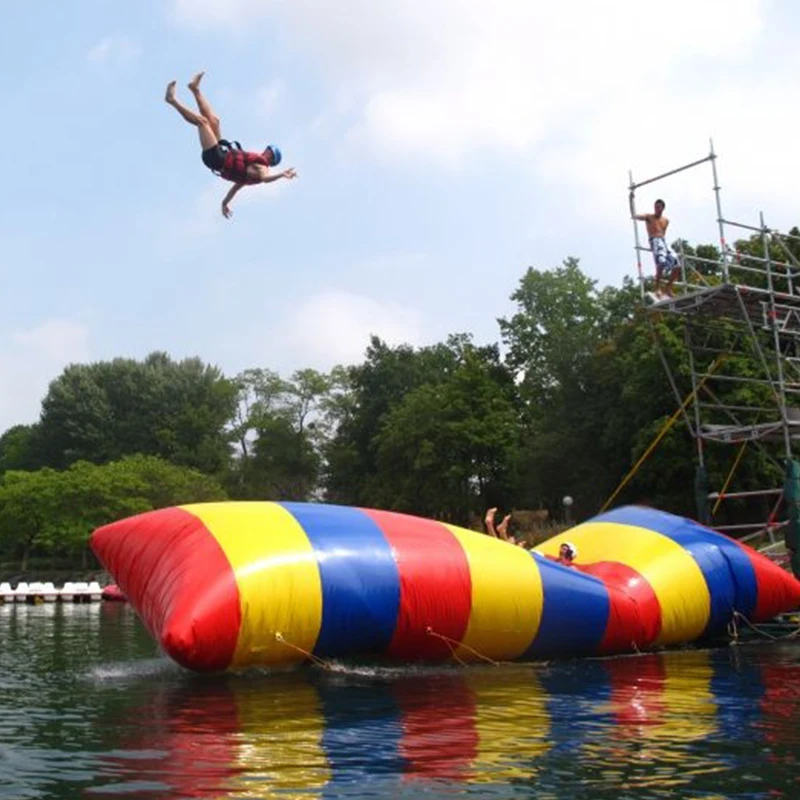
[3,227,797,569]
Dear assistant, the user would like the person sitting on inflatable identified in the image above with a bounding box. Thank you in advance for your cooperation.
[542,541,578,566]
[165,71,297,219]
[557,541,578,566]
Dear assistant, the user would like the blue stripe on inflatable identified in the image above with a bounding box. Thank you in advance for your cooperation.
[524,555,610,657]
[709,649,764,749]
[540,660,614,757]
[281,503,400,658]
[598,506,758,632]
[317,678,406,796]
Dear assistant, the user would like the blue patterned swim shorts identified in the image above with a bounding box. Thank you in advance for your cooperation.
[650,237,679,272]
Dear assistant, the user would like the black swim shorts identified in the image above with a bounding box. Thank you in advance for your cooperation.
[201,144,226,172]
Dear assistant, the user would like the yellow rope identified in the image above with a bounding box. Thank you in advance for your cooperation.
[274,632,332,670]
[727,615,739,646]
[426,627,500,666]
[274,628,502,670]
[600,355,725,513]
[731,611,800,642]
[425,628,467,665]
[712,441,748,517]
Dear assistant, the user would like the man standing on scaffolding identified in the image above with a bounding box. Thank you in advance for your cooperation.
[630,196,680,298]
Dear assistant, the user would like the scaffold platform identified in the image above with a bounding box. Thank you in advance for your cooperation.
[627,143,800,573]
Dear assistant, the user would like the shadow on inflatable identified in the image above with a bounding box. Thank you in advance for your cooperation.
[86,646,800,799]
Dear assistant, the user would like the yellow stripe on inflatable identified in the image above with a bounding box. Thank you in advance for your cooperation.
[446,526,543,661]
[653,652,716,742]
[464,667,551,782]
[228,678,330,799]
[536,522,710,646]
[182,502,322,668]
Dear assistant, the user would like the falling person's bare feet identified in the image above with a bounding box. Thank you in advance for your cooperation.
[188,71,205,93]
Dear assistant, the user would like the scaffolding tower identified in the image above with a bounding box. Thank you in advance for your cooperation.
[628,142,800,577]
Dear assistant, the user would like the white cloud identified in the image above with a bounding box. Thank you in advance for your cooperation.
[170,0,270,31]
[86,36,141,66]
[255,79,285,119]
[0,320,90,431]
[167,170,290,246]
[172,182,229,241]
[271,290,424,368]
[169,0,800,281]
[169,0,766,165]
[13,320,90,363]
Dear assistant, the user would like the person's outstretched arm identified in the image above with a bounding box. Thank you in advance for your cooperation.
[260,167,298,185]
[221,184,245,218]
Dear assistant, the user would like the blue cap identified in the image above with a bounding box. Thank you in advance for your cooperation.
[266,145,282,166]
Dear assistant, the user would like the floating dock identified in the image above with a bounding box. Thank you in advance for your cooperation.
[0,581,107,603]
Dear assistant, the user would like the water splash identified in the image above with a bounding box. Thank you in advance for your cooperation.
[87,657,177,683]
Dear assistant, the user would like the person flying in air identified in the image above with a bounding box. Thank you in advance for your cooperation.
[165,72,297,219]
[630,196,680,298]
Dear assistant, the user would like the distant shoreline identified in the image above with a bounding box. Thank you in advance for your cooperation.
[0,569,112,586]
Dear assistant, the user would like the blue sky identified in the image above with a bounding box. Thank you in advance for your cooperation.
[1,0,799,432]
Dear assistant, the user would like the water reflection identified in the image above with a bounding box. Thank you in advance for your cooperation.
[4,603,800,798]
[85,648,800,798]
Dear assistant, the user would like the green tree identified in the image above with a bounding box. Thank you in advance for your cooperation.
[372,340,519,521]
[0,424,40,472]
[229,368,290,461]
[496,249,788,522]
[227,368,332,500]
[34,352,237,474]
[0,469,65,570]
[105,454,228,510]
[249,416,321,499]
[0,456,227,570]
[324,335,519,519]
[324,335,476,505]
[499,257,608,404]
[498,258,618,514]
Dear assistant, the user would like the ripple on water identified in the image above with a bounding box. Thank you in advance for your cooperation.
[3,605,800,798]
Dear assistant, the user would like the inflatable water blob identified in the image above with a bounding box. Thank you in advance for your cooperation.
[89,502,800,673]
[101,584,126,602]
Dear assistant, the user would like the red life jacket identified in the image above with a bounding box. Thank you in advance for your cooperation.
[217,141,270,184]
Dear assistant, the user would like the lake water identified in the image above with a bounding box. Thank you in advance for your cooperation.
[1,602,800,799]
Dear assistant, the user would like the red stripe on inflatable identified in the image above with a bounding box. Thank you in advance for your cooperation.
[362,509,472,659]
[760,663,799,747]
[90,507,240,671]
[108,681,242,796]
[743,546,800,621]
[578,562,662,653]
[605,653,667,731]
[395,677,478,780]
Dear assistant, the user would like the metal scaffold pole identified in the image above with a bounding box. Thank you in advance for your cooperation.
[761,210,793,459]
[709,139,730,282]
[629,153,715,191]
[626,142,799,557]
[628,170,646,301]
[685,322,706,469]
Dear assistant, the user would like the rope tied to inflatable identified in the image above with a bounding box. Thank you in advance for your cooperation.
[425,627,500,666]
[730,611,800,642]
[727,615,740,646]
[274,632,332,670]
